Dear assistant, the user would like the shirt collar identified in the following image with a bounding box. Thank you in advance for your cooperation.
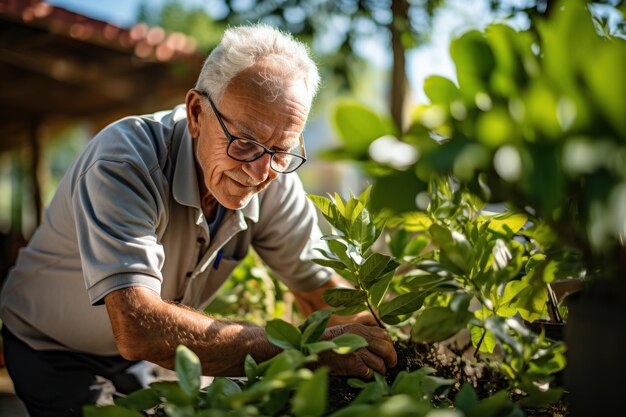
[172,124,260,224]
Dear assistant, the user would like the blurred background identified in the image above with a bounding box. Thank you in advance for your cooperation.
[3,0,620,276]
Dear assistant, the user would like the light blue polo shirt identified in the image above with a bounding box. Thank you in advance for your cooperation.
[0,105,331,354]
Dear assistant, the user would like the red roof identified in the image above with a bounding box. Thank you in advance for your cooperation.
[0,0,201,62]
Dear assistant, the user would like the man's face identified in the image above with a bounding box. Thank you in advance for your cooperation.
[189,64,309,211]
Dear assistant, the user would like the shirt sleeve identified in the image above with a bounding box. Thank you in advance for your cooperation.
[72,159,165,305]
[252,174,332,291]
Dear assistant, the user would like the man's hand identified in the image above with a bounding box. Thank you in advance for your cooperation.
[318,323,397,378]
[327,310,378,327]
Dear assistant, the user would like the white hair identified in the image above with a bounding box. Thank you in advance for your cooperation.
[195,24,320,107]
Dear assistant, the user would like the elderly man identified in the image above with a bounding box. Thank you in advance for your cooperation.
[0,24,396,416]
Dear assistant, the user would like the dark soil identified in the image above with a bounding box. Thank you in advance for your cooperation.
[326,341,569,416]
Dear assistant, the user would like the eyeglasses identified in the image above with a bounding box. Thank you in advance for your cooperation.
[197,90,307,174]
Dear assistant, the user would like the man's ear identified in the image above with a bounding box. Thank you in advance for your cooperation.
[185,89,204,139]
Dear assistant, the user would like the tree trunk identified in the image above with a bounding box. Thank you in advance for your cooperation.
[390,0,409,132]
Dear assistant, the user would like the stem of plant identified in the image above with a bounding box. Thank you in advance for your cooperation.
[474,328,487,358]
[366,299,386,329]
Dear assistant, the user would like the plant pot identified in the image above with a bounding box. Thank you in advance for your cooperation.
[564,278,626,416]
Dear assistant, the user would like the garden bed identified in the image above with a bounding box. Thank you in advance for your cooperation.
[327,341,568,416]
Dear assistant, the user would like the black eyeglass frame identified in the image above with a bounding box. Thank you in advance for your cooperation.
[196,90,307,174]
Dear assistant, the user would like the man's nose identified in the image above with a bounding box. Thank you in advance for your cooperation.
[243,154,272,183]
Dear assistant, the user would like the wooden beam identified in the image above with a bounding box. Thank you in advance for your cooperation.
[29,119,43,226]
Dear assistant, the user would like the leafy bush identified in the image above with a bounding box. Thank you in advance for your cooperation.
[325,1,625,281]
[84,2,626,415]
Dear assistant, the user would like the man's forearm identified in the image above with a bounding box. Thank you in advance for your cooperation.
[105,287,281,376]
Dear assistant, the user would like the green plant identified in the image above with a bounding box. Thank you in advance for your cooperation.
[408,1,623,279]
[83,309,368,417]
[310,182,565,408]
[308,187,434,329]
[84,187,560,416]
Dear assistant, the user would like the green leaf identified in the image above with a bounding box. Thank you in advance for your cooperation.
[422,375,456,397]
[527,342,567,375]
[308,194,345,231]
[498,277,548,323]
[470,326,496,353]
[333,192,347,216]
[424,75,462,105]
[466,390,520,417]
[114,388,160,411]
[379,292,428,317]
[492,240,525,287]
[149,381,193,406]
[333,100,392,154]
[83,406,144,417]
[411,307,473,343]
[292,368,328,417]
[345,197,363,225]
[244,354,258,381]
[368,270,394,308]
[450,30,496,98]
[299,309,332,344]
[263,390,291,415]
[164,404,195,417]
[305,341,338,355]
[350,204,376,250]
[391,368,443,398]
[347,378,370,389]
[430,224,472,274]
[358,186,372,206]
[401,273,455,292]
[455,382,479,413]
[518,385,564,408]
[390,370,421,396]
[333,303,369,316]
[331,333,369,354]
[175,345,201,397]
[323,288,367,308]
[264,350,306,379]
[266,319,302,350]
[203,377,241,407]
[449,293,471,314]
[484,212,528,235]
[308,194,334,218]
[360,253,393,286]
[484,317,523,357]
[403,235,430,258]
[327,239,353,268]
[352,373,389,405]
[313,258,349,271]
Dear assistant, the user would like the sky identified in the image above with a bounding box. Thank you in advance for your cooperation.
[46,0,521,104]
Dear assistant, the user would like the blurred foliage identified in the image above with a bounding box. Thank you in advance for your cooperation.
[329,0,626,280]
[204,250,299,326]
[215,0,442,94]
[137,1,225,51]
[137,0,444,128]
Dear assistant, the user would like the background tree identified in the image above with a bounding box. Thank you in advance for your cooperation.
[139,0,444,132]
